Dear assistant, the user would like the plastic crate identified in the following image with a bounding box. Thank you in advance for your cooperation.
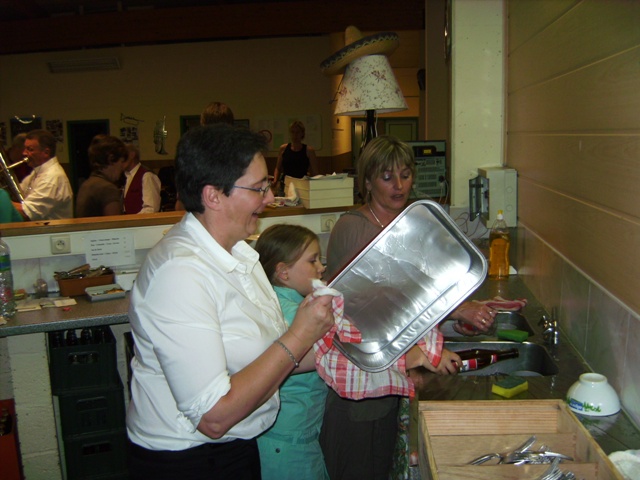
[0,399,22,480]
[56,381,126,437]
[63,428,128,480]
[48,326,121,394]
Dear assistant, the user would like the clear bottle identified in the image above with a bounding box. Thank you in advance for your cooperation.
[0,233,16,318]
[488,210,510,279]
[455,348,519,372]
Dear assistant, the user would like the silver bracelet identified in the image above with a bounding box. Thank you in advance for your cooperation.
[274,339,299,368]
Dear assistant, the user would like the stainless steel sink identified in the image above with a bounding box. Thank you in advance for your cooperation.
[445,341,559,377]
[440,311,534,339]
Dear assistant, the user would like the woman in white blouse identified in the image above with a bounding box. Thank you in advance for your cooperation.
[126,123,335,480]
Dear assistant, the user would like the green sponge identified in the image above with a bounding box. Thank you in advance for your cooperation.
[497,329,529,342]
[492,376,529,398]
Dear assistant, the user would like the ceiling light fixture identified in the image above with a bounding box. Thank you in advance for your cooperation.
[47,57,121,73]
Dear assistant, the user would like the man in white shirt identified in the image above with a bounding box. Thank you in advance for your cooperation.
[12,129,73,220]
[122,143,161,214]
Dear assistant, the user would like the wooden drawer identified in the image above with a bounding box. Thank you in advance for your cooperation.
[419,400,623,480]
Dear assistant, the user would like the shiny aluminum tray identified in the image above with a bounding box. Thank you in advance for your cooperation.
[328,200,487,372]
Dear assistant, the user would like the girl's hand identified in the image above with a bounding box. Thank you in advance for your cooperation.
[407,346,461,376]
[435,348,461,375]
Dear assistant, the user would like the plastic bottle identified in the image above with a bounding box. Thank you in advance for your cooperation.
[455,348,519,372]
[488,210,510,279]
[0,233,16,319]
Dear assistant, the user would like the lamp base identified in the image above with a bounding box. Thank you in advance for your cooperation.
[362,109,377,148]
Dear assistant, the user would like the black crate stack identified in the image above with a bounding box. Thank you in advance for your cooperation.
[48,326,128,479]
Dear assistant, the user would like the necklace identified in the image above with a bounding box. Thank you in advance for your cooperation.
[368,204,384,228]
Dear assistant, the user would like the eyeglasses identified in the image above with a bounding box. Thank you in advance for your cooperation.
[231,181,272,197]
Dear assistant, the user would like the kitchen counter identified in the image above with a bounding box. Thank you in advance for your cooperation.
[2,275,639,469]
[412,276,640,456]
[0,294,129,337]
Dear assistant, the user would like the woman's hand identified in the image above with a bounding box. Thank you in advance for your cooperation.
[288,293,335,346]
[450,301,497,335]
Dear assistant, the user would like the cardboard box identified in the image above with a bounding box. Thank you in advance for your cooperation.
[419,400,623,480]
[288,175,354,209]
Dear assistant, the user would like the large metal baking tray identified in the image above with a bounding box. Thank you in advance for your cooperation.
[328,200,487,372]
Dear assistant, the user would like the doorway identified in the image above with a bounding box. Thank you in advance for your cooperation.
[67,120,109,194]
[351,117,418,163]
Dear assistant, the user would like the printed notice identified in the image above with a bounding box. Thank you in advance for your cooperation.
[85,231,135,267]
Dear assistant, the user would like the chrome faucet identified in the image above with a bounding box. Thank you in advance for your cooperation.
[539,313,559,345]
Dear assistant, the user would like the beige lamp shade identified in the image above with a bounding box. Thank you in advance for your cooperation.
[334,54,408,116]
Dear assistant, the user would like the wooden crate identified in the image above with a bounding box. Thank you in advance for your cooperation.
[419,400,623,480]
[56,272,115,297]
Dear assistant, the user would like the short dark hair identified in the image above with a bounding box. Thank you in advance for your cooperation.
[88,135,127,171]
[200,102,235,126]
[25,129,57,157]
[255,224,318,285]
[175,124,267,214]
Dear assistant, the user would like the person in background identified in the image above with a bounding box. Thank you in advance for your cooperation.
[200,101,235,126]
[75,134,126,217]
[12,129,73,220]
[254,224,330,480]
[7,133,31,182]
[273,120,319,196]
[319,135,497,480]
[122,143,161,214]
[126,124,335,480]
[0,189,23,223]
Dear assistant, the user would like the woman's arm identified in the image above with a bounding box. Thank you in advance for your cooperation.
[197,294,334,438]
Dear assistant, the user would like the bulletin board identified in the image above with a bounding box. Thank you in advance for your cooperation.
[254,114,322,152]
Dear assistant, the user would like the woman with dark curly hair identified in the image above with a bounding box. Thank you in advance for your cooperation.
[75,134,127,217]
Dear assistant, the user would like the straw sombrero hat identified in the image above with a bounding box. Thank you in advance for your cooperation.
[320,25,399,75]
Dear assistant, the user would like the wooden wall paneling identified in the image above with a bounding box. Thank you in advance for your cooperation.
[518,178,640,314]
[0,0,425,55]
[508,0,640,92]
[507,47,640,132]
[507,134,640,218]
[507,0,579,52]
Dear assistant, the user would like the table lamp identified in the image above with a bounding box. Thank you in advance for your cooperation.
[334,54,407,146]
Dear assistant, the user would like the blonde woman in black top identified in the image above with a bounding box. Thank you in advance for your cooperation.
[273,120,319,195]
